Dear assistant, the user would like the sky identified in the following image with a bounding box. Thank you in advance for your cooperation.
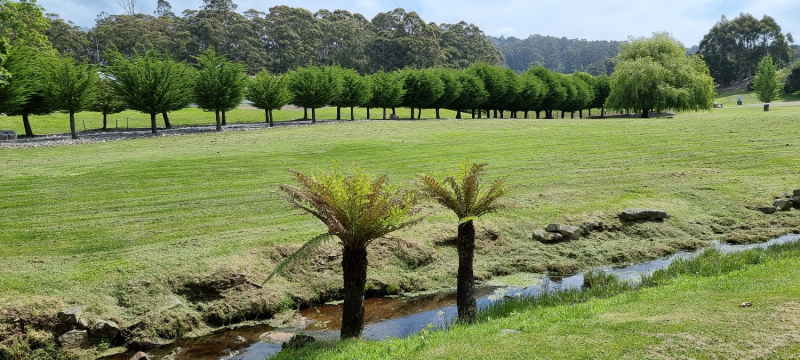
[36,0,800,46]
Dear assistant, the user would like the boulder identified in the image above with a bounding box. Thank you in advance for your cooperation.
[793,197,800,209]
[0,130,16,140]
[619,209,669,222]
[545,224,560,232]
[794,189,800,197]
[282,334,315,351]
[90,320,120,339]
[581,221,603,232]
[774,199,793,211]
[57,306,85,325]
[758,206,777,214]
[130,351,150,360]
[259,331,295,345]
[556,225,582,240]
[532,230,563,243]
[58,330,89,349]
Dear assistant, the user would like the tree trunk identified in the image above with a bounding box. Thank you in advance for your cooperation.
[493,109,498,118]
[641,109,650,118]
[579,110,583,118]
[524,110,529,119]
[471,109,475,119]
[215,111,221,131]
[304,108,308,120]
[571,112,575,119]
[69,111,77,139]
[601,106,605,117]
[340,246,368,339]
[337,106,341,120]
[536,111,540,119]
[22,113,34,137]
[456,220,477,323]
[150,112,158,134]
[418,108,422,119]
[312,108,316,123]
[436,108,440,119]
[500,110,504,118]
[102,113,108,130]
[392,107,396,115]
[269,110,274,127]
[410,107,414,120]
[367,107,370,120]
[588,109,592,117]
[456,110,461,119]
[383,108,386,120]
[477,109,482,119]
[265,109,269,124]
[350,107,355,120]
[162,112,171,129]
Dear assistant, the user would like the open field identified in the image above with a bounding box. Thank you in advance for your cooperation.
[714,88,800,107]
[276,239,800,359]
[1,105,800,357]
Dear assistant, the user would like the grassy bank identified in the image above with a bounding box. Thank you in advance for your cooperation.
[277,239,800,359]
[714,88,800,106]
[1,105,799,357]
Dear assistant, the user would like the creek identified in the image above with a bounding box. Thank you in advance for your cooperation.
[109,233,800,360]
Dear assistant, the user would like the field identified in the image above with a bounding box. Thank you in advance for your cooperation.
[714,88,800,107]
[1,105,800,358]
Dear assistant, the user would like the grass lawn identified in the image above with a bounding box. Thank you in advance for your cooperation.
[1,105,799,357]
[714,88,800,107]
[277,241,800,359]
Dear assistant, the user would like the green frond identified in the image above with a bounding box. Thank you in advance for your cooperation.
[417,161,509,222]
[262,232,335,285]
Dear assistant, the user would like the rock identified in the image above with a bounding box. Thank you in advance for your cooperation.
[774,199,793,211]
[582,221,603,232]
[259,331,295,345]
[619,209,669,222]
[739,302,753,308]
[793,197,800,209]
[545,224,559,232]
[328,252,340,260]
[532,230,563,243]
[758,206,777,214]
[0,130,16,140]
[557,225,582,240]
[58,330,89,349]
[90,320,120,339]
[282,334,315,351]
[233,335,246,344]
[130,351,150,360]
[794,189,800,197]
[57,306,85,325]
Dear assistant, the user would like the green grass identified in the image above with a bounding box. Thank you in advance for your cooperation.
[714,88,800,106]
[1,105,800,357]
[275,241,800,359]
[0,107,463,136]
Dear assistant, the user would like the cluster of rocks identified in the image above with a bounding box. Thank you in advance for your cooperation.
[758,189,800,214]
[55,306,121,349]
[532,208,670,243]
[260,331,316,351]
[0,130,16,140]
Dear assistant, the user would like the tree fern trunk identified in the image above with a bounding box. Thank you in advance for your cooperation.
[456,220,477,323]
[341,246,368,339]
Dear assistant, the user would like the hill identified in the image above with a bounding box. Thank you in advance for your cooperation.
[490,35,621,75]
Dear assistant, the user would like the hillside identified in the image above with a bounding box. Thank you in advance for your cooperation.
[490,35,621,75]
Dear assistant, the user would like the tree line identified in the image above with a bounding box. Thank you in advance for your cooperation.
[43,0,502,74]
[491,34,621,76]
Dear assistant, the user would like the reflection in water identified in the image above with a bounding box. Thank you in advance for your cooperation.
[108,234,800,360]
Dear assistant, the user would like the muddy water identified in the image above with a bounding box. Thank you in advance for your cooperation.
[109,234,800,360]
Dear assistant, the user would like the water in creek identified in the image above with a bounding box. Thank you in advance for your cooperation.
[110,233,800,360]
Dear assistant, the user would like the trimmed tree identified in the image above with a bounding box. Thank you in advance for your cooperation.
[194,48,247,130]
[334,68,372,121]
[529,66,567,119]
[42,56,97,139]
[365,70,404,120]
[0,46,55,137]
[266,164,423,339]
[572,72,596,118]
[607,32,714,118]
[590,75,611,117]
[429,68,462,119]
[107,50,194,134]
[510,70,547,119]
[467,63,510,118]
[417,162,508,323]
[754,55,780,110]
[401,68,444,120]
[286,66,341,123]
[448,71,488,119]
[93,76,127,130]
[245,70,292,127]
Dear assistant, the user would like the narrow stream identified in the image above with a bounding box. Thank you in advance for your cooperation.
[110,234,800,360]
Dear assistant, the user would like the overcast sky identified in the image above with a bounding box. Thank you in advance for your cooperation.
[36,0,800,46]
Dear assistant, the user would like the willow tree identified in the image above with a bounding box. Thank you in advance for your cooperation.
[417,162,508,323]
[266,164,423,339]
[607,32,714,118]
[754,55,780,109]
[245,70,291,127]
[194,48,247,130]
[43,56,98,140]
[107,50,193,134]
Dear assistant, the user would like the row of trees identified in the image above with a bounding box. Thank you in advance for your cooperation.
[698,13,794,85]
[44,0,502,74]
